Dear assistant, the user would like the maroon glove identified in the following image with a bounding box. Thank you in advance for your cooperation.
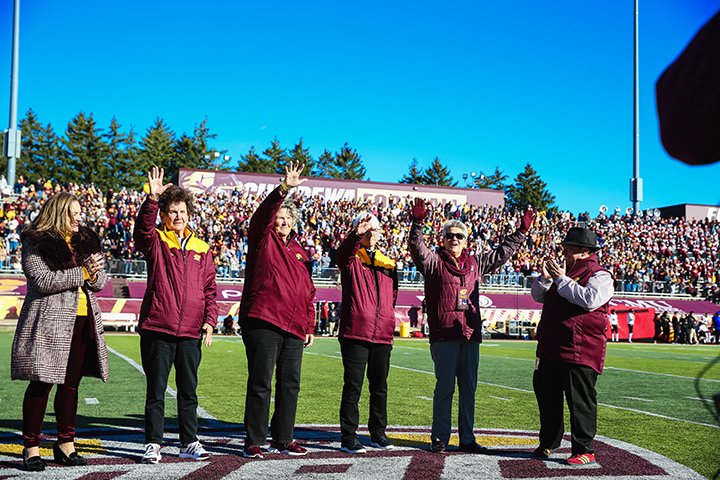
[519,208,537,234]
[412,198,428,222]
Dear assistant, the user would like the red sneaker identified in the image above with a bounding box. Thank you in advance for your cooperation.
[531,446,552,459]
[269,441,308,456]
[567,453,596,465]
[242,445,264,459]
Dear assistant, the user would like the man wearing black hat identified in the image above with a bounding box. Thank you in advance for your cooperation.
[530,227,614,466]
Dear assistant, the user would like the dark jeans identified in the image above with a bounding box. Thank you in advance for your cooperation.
[22,315,93,448]
[339,338,392,442]
[140,331,201,445]
[533,359,598,455]
[242,318,304,446]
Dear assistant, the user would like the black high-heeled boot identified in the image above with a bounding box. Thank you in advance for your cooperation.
[53,441,87,466]
[22,449,46,472]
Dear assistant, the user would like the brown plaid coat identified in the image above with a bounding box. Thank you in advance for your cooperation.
[11,227,109,384]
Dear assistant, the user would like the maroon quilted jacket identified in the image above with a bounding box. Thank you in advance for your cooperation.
[134,197,218,338]
[336,231,398,345]
[238,187,316,339]
[408,221,525,342]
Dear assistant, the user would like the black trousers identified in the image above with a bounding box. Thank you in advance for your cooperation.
[242,318,304,446]
[140,331,201,446]
[339,338,392,442]
[533,359,598,455]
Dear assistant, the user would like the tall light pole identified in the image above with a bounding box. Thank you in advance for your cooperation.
[4,0,21,188]
[630,0,642,214]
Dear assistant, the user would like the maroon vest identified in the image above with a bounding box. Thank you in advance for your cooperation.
[425,255,482,342]
[536,255,610,373]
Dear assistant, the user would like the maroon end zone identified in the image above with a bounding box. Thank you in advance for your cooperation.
[0,425,705,479]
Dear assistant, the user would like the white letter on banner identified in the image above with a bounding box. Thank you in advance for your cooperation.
[296,186,312,197]
[221,289,243,300]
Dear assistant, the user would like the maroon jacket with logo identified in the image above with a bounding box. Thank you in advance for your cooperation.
[336,231,398,345]
[238,187,316,339]
[408,221,525,342]
[535,255,610,374]
[134,197,218,338]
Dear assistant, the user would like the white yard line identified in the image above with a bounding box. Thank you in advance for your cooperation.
[85,398,100,405]
[305,351,720,430]
[416,396,433,401]
[489,396,512,402]
[107,346,218,421]
[622,396,655,402]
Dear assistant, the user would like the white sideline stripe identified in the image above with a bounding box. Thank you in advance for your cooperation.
[107,346,217,421]
[477,354,720,385]
[489,396,512,402]
[85,398,99,405]
[306,351,720,429]
[622,396,655,402]
[604,366,720,383]
[416,396,433,401]
[684,397,706,401]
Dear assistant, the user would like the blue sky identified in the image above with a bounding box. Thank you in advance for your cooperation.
[1,0,719,214]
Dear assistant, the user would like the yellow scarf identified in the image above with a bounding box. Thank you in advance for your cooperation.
[356,248,396,270]
[66,235,89,316]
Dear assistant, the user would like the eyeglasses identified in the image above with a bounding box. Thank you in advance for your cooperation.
[444,232,466,241]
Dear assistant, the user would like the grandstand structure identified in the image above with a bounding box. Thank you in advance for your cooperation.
[0,170,718,337]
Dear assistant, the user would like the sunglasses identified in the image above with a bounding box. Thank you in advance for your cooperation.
[444,232,466,241]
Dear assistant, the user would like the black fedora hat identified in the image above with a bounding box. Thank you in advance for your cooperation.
[561,227,601,251]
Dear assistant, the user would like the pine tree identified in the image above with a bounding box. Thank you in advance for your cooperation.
[176,118,223,171]
[255,138,288,174]
[421,157,456,186]
[475,166,508,190]
[236,146,275,173]
[505,163,556,211]
[104,117,140,189]
[333,142,366,180]
[399,158,423,184]
[60,112,111,188]
[286,138,314,175]
[19,109,59,182]
[312,149,336,178]
[138,118,177,181]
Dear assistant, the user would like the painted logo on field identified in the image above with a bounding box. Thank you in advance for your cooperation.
[0,425,704,479]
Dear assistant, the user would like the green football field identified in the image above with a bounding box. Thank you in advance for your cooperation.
[0,332,718,478]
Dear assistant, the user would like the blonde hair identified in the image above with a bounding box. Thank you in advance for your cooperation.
[30,192,80,237]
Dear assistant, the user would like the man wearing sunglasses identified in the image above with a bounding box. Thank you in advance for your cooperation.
[408,198,535,454]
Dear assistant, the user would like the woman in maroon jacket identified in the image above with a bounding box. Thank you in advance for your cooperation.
[336,212,398,454]
[135,167,218,465]
[409,198,534,454]
[239,162,316,459]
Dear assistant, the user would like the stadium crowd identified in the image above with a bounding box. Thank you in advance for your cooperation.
[0,177,718,301]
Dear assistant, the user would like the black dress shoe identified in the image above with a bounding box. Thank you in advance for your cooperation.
[23,453,46,472]
[53,441,88,466]
[458,441,490,454]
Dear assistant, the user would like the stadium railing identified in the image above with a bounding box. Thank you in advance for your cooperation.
[92,260,717,299]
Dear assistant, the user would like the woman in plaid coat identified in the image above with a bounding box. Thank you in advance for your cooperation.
[10,192,108,471]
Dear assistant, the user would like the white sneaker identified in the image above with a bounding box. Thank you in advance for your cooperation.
[179,441,210,461]
[142,443,162,464]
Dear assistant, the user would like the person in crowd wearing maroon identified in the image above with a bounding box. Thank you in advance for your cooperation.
[11,192,108,471]
[336,212,398,454]
[531,227,614,466]
[239,161,316,459]
[134,167,217,464]
[408,197,535,454]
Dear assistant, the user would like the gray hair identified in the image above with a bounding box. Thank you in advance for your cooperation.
[279,200,301,226]
[352,211,381,230]
[441,220,468,238]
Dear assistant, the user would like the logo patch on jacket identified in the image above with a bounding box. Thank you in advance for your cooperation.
[194,254,201,262]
